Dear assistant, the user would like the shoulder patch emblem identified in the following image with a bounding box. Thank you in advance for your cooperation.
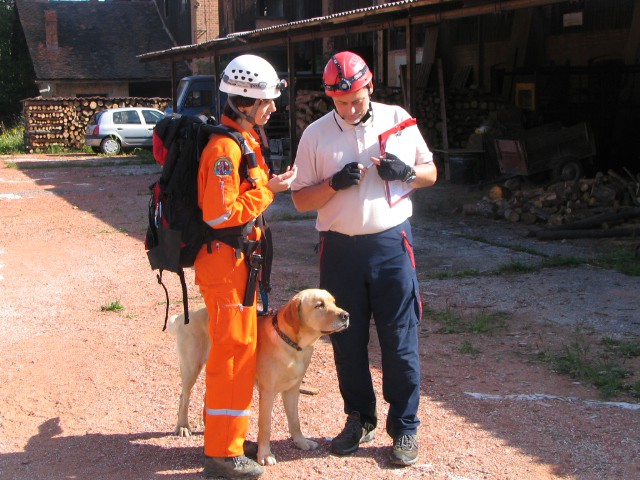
[213,157,233,177]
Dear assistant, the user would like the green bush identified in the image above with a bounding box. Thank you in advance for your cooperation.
[0,123,25,154]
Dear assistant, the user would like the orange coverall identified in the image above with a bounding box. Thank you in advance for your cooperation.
[194,115,274,458]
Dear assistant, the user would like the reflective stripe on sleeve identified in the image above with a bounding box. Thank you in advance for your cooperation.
[205,212,232,227]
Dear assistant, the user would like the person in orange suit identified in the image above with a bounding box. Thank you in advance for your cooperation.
[194,54,297,479]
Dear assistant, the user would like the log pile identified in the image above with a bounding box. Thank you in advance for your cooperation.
[22,97,170,152]
[293,87,507,150]
[462,170,640,239]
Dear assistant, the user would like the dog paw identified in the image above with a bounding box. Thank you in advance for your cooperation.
[258,453,277,466]
[174,426,192,437]
[293,437,318,451]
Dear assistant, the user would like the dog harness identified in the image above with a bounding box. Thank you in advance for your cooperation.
[272,313,302,351]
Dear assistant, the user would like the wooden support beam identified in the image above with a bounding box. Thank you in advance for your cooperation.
[625,0,640,64]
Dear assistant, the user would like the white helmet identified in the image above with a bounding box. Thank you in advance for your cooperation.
[220,54,286,99]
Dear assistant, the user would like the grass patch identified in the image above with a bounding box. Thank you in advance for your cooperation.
[540,255,586,268]
[495,261,540,275]
[469,310,509,333]
[101,300,124,312]
[428,306,509,335]
[592,248,640,276]
[459,340,480,356]
[458,234,546,257]
[602,337,640,359]
[427,268,481,279]
[538,327,640,399]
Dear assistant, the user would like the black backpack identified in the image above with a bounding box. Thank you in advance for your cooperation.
[145,114,273,329]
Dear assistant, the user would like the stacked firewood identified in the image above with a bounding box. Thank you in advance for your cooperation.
[462,171,640,238]
[293,88,506,150]
[22,97,170,152]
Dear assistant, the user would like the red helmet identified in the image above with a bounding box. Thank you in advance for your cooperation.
[322,51,373,97]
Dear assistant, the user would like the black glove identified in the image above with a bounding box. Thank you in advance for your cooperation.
[329,162,361,191]
[376,153,412,182]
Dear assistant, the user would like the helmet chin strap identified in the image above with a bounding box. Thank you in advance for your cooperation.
[227,97,270,146]
[340,103,372,126]
[227,96,255,124]
[357,105,372,125]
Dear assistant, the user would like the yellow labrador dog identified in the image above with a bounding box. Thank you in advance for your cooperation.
[166,288,349,466]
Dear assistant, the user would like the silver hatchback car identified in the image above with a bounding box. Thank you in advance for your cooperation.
[85,107,165,155]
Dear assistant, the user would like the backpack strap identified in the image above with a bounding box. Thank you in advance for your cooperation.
[198,124,258,183]
[178,268,190,326]
[156,269,190,331]
[156,270,171,331]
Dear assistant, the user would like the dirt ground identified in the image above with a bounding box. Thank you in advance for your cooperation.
[1,153,639,480]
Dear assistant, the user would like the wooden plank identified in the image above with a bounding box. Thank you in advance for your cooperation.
[416,26,439,88]
[437,58,450,181]
[625,0,640,64]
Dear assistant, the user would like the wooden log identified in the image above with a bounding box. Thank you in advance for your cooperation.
[544,207,640,230]
[462,199,497,218]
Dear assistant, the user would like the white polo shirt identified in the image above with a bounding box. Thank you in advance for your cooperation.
[291,102,433,236]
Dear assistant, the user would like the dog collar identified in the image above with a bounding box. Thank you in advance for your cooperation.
[272,313,302,351]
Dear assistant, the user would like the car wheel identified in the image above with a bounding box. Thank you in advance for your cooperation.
[100,137,121,155]
[553,159,583,182]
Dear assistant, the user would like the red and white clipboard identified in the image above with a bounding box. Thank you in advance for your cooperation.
[378,117,418,207]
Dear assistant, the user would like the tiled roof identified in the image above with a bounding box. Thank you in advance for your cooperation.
[16,0,178,81]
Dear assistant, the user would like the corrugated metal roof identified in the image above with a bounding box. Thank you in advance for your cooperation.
[138,0,567,63]
[138,0,453,61]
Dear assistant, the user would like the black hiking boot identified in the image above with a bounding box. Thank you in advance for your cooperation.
[330,411,375,455]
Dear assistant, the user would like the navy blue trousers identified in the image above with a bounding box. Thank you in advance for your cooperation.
[319,219,422,438]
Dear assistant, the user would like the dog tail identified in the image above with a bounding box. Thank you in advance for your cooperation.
[165,313,183,336]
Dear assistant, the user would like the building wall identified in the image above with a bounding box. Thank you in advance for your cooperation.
[192,0,219,43]
[546,30,629,65]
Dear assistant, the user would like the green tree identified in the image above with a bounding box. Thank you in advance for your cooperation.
[0,0,37,125]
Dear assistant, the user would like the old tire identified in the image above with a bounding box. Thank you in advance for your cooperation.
[553,159,583,182]
[100,137,121,155]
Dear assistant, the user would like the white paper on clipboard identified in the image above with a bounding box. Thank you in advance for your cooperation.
[378,118,418,207]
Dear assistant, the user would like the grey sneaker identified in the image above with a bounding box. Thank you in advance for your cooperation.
[390,434,419,466]
[203,455,264,479]
[330,411,375,455]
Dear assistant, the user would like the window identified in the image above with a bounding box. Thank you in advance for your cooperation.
[142,109,164,124]
[258,0,284,18]
[112,112,125,124]
[185,89,213,109]
[113,110,141,125]
[126,110,142,124]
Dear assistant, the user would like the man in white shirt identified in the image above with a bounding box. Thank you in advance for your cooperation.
[291,51,437,466]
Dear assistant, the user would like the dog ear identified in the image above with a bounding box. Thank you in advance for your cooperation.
[278,291,302,335]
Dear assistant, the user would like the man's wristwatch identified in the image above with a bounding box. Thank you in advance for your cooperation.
[403,167,417,184]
